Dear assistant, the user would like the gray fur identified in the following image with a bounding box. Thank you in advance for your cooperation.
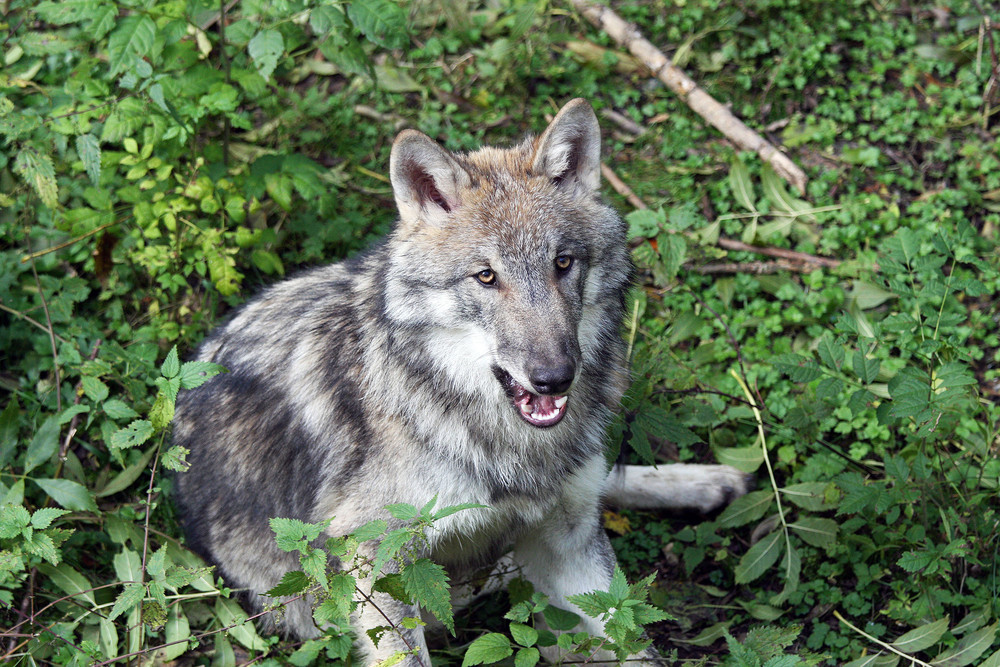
[174,99,747,665]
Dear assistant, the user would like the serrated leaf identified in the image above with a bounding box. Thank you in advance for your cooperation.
[76,134,101,184]
[514,646,540,667]
[385,502,419,521]
[931,622,997,667]
[510,623,538,648]
[541,605,581,631]
[30,507,70,529]
[852,352,881,384]
[160,346,179,378]
[462,633,513,667]
[347,0,409,50]
[81,376,109,403]
[34,478,97,511]
[789,517,838,548]
[25,415,60,473]
[372,527,412,579]
[248,29,284,80]
[897,549,935,573]
[110,420,154,449]
[433,502,487,520]
[14,148,58,208]
[266,570,311,597]
[891,616,950,653]
[815,375,844,402]
[103,399,140,421]
[772,353,824,382]
[108,15,157,76]
[352,519,387,542]
[402,558,453,634]
[717,490,774,528]
[729,155,757,212]
[108,581,145,621]
[734,529,783,584]
[816,335,845,370]
[269,517,326,552]
[178,361,227,389]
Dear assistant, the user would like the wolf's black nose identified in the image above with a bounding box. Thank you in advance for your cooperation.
[529,363,575,395]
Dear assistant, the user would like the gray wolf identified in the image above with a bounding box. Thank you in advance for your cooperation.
[173,99,749,665]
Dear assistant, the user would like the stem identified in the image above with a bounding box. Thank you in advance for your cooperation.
[833,610,934,667]
[729,368,794,578]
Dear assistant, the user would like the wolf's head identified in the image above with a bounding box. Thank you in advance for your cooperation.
[384,99,630,430]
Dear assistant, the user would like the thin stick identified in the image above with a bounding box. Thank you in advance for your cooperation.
[833,610,934,667]
[600,108,645,135]
[29,256,61,414]
[571,0,807,194]
[0,303,70,344]
[716,238,841,268]
[21,221,117,263]
[600,163,648,210]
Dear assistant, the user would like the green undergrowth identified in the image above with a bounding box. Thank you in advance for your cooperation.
[2,0,999,665]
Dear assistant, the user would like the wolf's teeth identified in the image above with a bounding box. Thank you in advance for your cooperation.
[554,396,568,409]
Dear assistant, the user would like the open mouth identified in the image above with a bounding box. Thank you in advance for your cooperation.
[493,367,568,428]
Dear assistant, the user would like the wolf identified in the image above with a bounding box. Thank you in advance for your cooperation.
[173,98,749,665]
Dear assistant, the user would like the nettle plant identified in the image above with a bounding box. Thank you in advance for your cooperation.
[266,504,671,667]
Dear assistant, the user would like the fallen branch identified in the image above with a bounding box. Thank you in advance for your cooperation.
[717,237,841,269]
[571,0,807,194]
[601,163,649,211]
[690,260,806,274]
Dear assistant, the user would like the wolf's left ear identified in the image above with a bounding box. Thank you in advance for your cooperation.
[390,130,472,229]
[531,99,601,195]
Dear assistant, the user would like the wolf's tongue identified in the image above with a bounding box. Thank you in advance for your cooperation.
[512,383,568,427]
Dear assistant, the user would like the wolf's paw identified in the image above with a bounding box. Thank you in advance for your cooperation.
[692,464,753,513]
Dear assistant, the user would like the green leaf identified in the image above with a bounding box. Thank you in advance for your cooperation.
[510,623,538,648]
[675,620,732,646]
[81,376,109,403]
[772,353,824,382]
[108,581,145,621]
[161,605,190,661]
[161,346,180,379]
[76,134,101,184]
[97,444,157,497]
[0,396,19,469]
[761,164,816,222]
[248,29,284,80]
[34,478,97,511]
[433,503,487,520]
[372,527,411,579]
[402,558,453,633]
[781,482,835,512]
[269,517,327,552]
[717,490,774,528]
[852,281,896,309]
[979,648,1000,667]
[107,15,157,76]
[729,155,757,212]
[462,633,513,667]
[110,420,154,449]
[385,503,419,522]
[931,622,997,667]
[514,647,541,667]
[542,605,581,632]
[30,507,70,529]
[626,209,663,238]
[852,352,881,384]
[179,361,227,389]
[113,548,142,582]
[347,0,409,50]
[351,519,388,542]
[734,529,783,584]
[897,549,935,573]
[788,517,838,548]
[37,563,96,606]
[890,616,949,653]
[215,597,269,651]
[816,335,845,370]
[103,399,140,421]
[25,416,60,473]
[14,148,58,208]
[265,570,311,597]
[714,444,764,473]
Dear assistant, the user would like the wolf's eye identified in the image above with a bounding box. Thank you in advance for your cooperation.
[476,269,496,286]
[555,255,573,272]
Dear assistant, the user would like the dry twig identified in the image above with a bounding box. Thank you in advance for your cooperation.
[571,0,807,194]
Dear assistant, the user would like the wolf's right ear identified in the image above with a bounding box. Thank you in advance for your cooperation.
[390,130,471,229]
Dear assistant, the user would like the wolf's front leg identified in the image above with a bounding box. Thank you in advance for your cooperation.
[353,551,431,666]
[513,460,666,665]
[604,463,752,513]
